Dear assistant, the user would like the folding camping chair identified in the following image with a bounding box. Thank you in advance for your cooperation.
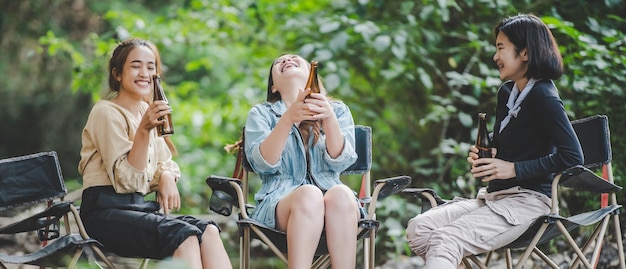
[403,114,625,269]
[0,151,116,269]
[206,125,411,269]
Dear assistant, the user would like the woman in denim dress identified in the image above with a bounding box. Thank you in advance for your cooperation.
[244,54,361,269]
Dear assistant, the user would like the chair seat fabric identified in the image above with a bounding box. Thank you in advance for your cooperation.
[0,201,72,235]
[0,233,102,266]
[505,204,621,249]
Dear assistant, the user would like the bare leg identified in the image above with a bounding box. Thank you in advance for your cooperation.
[173,236,203,269]
[276,185,325,269]
[324,185,358,269]
[200,224,233,269]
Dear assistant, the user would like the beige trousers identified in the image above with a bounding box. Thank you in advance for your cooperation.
[406,186,551,269]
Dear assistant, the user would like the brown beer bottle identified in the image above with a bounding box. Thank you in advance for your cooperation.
[153,74,174,136]
[304,60,319,97]
[476,112,492,159]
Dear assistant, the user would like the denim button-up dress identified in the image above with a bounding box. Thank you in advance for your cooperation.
[244,100,359,228]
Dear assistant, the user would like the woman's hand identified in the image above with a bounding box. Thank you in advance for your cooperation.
[467,145,480,162]
[467,145,509,182]
[304,92,335,121]
[470,157,515,182]
[157,170,180,215]
[139,100,172,132]
[284,88,320,124]
[466,145,497,163]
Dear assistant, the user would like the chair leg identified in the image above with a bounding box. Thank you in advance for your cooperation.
[363,237,370,269]
[68,249,83,269]
[613,214,626,269]
[241,227,250,269]
[591,218,611,268]
[461,257,473,269]
[91,245,117,269]
[483,250,493,266]
[466,255,487,269]
[531,247,559,269]
[139,258,150,269]
[312,255,330,269]
[555,220,594,268]
[250,226,287,263]
[368,228,376,269]
[514,222,549,269]
[571,214,617,269]
[505,249,512,269]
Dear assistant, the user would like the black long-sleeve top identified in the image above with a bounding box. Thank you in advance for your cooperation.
[488,79,584,197]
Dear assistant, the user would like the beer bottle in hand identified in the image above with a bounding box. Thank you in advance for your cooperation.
[304,60,319,98]
[475,112,492,180]
[153,74,174,136]
[476,112,492,159]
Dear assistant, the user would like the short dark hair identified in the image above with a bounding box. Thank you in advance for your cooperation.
[494,14,563,80]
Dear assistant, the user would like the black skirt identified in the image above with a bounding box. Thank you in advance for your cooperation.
[80,186,220,259]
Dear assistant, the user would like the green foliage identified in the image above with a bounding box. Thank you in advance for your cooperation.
[2,0,626,266]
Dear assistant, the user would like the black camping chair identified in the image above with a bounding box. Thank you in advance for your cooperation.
[0,151,116,269]
[206,125,411,269]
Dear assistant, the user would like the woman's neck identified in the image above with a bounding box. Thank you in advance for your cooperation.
[112,94,143,119]
[514,77,530,91]
[277,79,305,106]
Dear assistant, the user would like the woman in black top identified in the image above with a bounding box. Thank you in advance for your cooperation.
[405,14,583,269]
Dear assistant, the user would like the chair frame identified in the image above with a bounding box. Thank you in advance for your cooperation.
[404,115,625,269]
[0,151,116,269]
[207,125,411,269]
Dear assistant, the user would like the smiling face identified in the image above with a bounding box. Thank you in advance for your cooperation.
[266,54,311,101]
[114,46,157,100]
[493,32,528,84]
[271,54,309,81]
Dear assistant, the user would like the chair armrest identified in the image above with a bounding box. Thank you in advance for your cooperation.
[206,175,244,217]
[402,188,447,213]
[366,176,411,217]
[0,201,73,235]
[373,176,412,200]
[557,165,622,193]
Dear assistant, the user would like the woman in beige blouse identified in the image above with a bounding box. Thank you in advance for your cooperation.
[78,38,231,269]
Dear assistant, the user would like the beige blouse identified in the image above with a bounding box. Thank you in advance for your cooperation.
[78,100,180,195]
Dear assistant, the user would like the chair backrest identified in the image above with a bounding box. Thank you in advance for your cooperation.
[571,115,611,169]
[0,151,66,211]
[342,125,372,175]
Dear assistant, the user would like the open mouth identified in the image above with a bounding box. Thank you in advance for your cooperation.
[281,62,298,72]
[136,80,150,86]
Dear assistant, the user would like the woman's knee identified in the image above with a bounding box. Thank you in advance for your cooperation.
[406,215,433,238]
[177,233,200,253]
[202,224,221,240]
[289,185,325,213]
[324,185,356,210]
[405,216,437,255]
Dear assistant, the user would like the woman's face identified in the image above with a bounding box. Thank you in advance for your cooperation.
[271,54,309,87]
[493,32,528,82]
[115,45,157,99]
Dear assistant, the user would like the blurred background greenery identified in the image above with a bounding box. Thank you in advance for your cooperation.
[1,0,625,267]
